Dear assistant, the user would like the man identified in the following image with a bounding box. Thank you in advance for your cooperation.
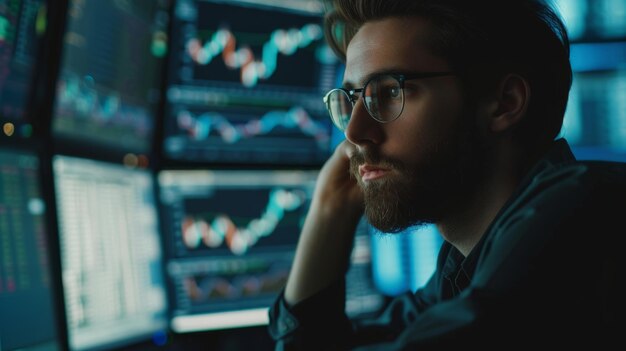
[268,0,625,349]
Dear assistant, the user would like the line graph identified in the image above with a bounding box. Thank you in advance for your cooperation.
[186,23,323,87]
[183,267,289,302]
[55,74,151,132]
[163,0,340,164]
[181,188,306,255]
[176,106,329,147]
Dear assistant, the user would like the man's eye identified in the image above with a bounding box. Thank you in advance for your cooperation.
[389,86,400,98]
[379,85,401,101]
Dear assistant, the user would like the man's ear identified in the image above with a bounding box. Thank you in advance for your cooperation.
[484,74,530,133]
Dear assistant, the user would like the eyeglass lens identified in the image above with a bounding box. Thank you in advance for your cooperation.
[327,75,404,130]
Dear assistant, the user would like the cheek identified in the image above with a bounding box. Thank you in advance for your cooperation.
[392,93,466,157]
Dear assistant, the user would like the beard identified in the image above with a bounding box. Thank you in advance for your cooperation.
[349,114,486,233]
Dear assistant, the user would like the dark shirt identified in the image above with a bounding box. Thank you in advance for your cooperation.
[268,139,626,350]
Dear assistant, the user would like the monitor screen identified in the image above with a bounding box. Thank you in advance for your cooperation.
[53,155,167,351]
[51,0,169,152]
[158,170,318,332]
[560,70,626,159]
[0,147,61,351]
[345,219,387,319]
[162,0,340,165]
[371,225,444,297]
[158,169,384,332]
[0,0,47,140]
[551,0,626,41]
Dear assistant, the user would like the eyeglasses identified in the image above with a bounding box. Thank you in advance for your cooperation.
[323,72,455,131]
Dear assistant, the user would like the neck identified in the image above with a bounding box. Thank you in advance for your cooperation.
[437,140,527,257]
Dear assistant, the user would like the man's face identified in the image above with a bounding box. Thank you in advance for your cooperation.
[343,17,486,232]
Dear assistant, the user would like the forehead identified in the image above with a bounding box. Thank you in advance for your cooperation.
[344,17,449,83]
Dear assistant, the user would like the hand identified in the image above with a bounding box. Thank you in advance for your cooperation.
[312,140,364,220]
[284,140,365,305]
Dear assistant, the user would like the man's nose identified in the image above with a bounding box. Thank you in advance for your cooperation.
[344,99,384,146]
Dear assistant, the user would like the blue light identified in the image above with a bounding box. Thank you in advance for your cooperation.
[371,224,443,296]
[571,42,626,72]
[152,330,168,346]
[371,231,408,296]
[407,226,443,292]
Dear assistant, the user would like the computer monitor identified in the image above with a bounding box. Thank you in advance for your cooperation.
[0,147,62,351]
[52,155,167,351]
[51,0,169,153]
[162,0,340,165]
[0,0,47,140]
[158,169,317,332]
[158,170,385,332]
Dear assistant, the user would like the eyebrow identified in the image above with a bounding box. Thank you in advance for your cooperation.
[341,68,423,89]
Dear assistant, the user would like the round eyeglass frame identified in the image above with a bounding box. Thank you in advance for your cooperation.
[323,71,455,131]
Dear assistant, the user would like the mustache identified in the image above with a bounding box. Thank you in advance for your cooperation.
[348,149,406,177]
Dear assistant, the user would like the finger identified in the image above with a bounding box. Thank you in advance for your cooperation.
[336,140,357,159]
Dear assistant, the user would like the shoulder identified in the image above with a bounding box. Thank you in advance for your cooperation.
[470,160,625,337]
[473,160,626,284]
[495,160,626,235]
